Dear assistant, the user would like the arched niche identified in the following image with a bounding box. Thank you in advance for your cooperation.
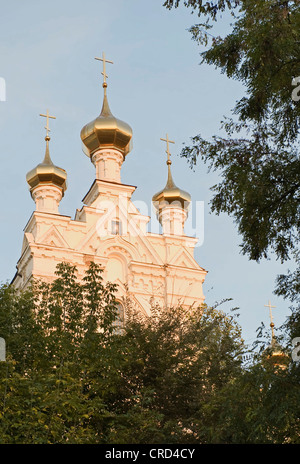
[105,253,127,283]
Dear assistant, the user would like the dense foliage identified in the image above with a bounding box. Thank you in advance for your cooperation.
[164,0,300,310]
[0,262,299,444]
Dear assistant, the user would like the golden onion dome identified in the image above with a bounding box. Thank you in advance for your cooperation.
[152,159,191,212]
[262,320,289,370]
[26,135,67,196]
[262,335,289,370]
[80,83,132,159]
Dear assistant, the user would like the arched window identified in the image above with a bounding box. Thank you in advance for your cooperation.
[111,220,122,235]
[112,302,125,334]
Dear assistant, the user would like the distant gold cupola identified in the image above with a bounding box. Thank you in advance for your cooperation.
[26,110,67,213]
[80,53,132,183]
[152,134,190,235]
[262,301,289,370]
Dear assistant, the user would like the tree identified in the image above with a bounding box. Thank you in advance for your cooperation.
[199,359,300,444]
[0,262,245,444]
[163,0,300,307]
[0,262,119,443]
[102,302,244,443]
[1,262,300,443]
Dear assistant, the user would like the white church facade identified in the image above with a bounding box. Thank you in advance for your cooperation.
[12,54,207,315]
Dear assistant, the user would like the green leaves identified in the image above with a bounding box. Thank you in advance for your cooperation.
[0,262,120,443]
[1,262,299,443]
[163,0,239,19]
[182,123,300,262]
[166,1,300,275]
[0,265,247,443]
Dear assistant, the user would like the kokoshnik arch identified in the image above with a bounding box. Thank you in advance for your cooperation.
[12,53,207,315]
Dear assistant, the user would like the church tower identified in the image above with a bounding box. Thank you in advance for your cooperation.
[262,301,289,370]
[12,54,207,314]
[152,134,191,236]
[26,110,67,214]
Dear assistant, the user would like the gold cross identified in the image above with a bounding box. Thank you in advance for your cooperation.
[95,52,113,86]
[264,300,276,338]
[40,109,56,138]
[160,134,175,164]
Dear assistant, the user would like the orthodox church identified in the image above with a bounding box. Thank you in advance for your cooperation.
[12,54,207,315]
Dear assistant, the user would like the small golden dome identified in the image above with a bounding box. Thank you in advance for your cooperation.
[262,337,289,370]
[152,160,191,212]
[261,308,289,370]
[26,136,67,195]
[80,84,132,159]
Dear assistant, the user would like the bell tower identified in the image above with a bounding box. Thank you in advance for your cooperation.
[152,134,190,236]
[80,52,132,184]
[26,110,67,214]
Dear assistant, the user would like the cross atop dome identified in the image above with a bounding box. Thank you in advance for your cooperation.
[95,52,114,88]
[160,133,175,165]
[40,109,56,139]
[264,300,276,339]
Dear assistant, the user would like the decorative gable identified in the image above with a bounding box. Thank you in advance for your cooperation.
[37,225,70,249]
[169,247,205,271]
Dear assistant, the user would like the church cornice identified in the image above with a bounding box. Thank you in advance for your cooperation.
[129,260,206,277]
[23,211,72,232]
[82,179,137,206]
[147,232,199,245]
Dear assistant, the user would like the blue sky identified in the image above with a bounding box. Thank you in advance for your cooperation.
[0,0,293,346]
